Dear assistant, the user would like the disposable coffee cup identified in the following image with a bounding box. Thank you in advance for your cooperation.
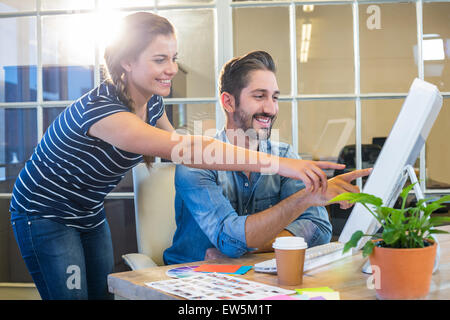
[272,237,308,286]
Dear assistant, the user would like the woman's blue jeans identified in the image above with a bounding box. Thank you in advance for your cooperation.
[10,210,114,300]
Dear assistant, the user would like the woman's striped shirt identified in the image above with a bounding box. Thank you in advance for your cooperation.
[10,81,165,229]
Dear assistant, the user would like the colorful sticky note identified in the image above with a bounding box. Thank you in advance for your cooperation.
[295,287,340,300]
[228,266,252,275]
[193,264,243,273]
[301,292,340,300]
[295,287,335,294]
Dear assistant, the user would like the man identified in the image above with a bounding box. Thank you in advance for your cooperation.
[163,51,370,264]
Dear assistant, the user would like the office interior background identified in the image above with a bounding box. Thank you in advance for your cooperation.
[0,0,449,298]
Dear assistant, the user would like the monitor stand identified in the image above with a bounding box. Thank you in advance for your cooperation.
[361,164,441,274]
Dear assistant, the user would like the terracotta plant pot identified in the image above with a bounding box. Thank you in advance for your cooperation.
[368,240,437,300]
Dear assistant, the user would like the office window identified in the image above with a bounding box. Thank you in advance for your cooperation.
[0,108,37,193]
[168,103,216,135]
[233,6,291,95]
[184,103,216,135]
[41,0,95,11]
[361,99,402,146]
[426,98,450,189]
[43,106,65,131]
[98,0,155,9]
[159,0,213,5]
[160,9,215,98]
[296,4,354,94]
[0,0,35,12]
[272,102,292,146]
[0,17,37,103]
[423,2,450,92]
[42,14,95,101]
[297,100,355,163]
[0,3,447,191]
[361,98,404,172]
[232,0,285,2]
[359,2,418,93]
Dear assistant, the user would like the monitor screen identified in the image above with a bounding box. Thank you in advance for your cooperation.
[339,78,443,248]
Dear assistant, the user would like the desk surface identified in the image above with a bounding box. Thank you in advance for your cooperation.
[108,225,450,300]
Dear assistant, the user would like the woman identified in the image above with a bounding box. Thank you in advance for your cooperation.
[9,12,343,300]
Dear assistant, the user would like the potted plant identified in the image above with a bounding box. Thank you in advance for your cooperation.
[331,183,450,300]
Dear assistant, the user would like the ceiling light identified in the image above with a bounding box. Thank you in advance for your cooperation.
[303,5,314,12]
[423,38,445,61]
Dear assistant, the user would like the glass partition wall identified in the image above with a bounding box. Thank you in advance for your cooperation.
[1,0,449,282]
[231,0,450,193]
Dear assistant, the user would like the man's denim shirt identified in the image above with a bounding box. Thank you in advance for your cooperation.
[163,129,332,265]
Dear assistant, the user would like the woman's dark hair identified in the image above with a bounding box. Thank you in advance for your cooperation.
[219,51,276,106]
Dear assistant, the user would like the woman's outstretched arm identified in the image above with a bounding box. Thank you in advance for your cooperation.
[88,111,345,192]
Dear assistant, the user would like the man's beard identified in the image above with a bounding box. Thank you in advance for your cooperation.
[232,105,276,141]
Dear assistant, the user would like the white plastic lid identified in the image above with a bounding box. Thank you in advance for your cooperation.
[272,237,308,250]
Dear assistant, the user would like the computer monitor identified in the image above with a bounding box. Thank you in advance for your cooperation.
[338,78,443,249]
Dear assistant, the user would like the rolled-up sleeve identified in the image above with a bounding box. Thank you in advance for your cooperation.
[175,165,249,258]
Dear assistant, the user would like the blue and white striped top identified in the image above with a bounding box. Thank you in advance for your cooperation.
[10,80,165,229]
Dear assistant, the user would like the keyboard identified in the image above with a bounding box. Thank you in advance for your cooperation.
[254,242,352,273]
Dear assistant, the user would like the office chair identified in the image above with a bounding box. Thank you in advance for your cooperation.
[122,162,177,270]
[329,144,382,237]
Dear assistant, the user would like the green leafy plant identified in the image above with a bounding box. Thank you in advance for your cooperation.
[330,183,450,257]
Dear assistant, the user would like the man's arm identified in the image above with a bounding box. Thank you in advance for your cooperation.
[246,143,329,250]
[250,230,294,254]
[206,229,294,258]
[176,163,371,258]
[275,144,332,248]
[244,168,373,249]
[245,188,314,249]
[176,163,307,258]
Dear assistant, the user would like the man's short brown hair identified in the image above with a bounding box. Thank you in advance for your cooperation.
[219,51,276,106]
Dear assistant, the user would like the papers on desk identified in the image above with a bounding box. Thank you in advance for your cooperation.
[146,273,295,300]
[148,273,341,300]
[166,264,252,279]
[295,287,340,300]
